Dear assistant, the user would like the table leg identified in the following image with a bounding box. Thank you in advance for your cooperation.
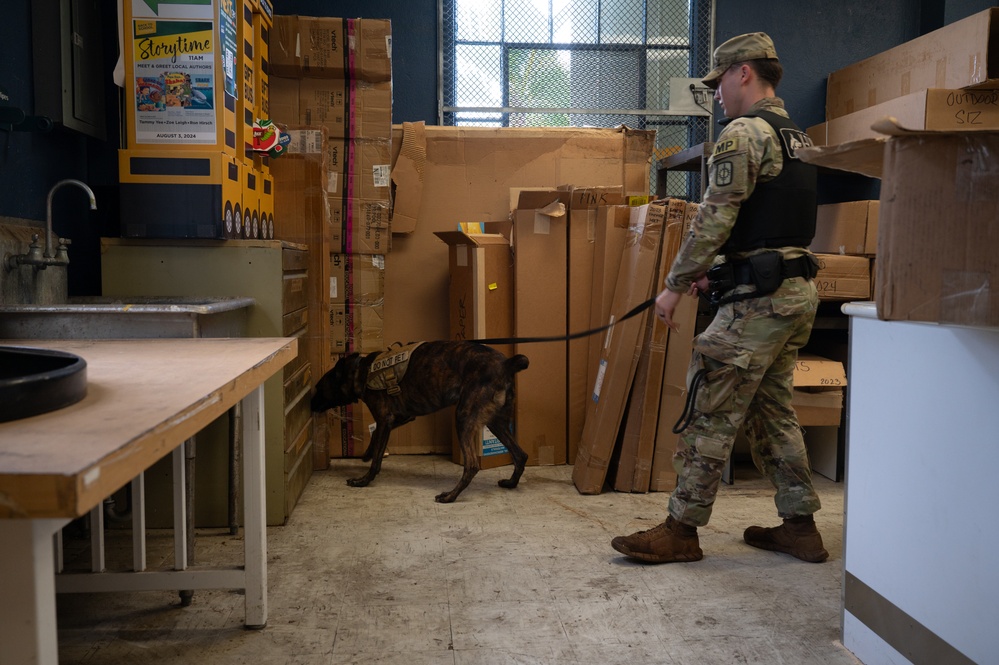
[242,383,267,629]
[0,518,70,665]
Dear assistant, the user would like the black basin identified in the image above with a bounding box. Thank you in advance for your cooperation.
[0,346,87,422]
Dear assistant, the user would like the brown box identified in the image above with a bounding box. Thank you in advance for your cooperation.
[513,190,570,466]
[383,124,654,456]
[573,203,663,494]
[826,8,999,121]
[812,201,879,256]
[877,130,999,327]
[791,389,844,427]
[268,75,300,126]
[434,225,515,469]
[272,76,393,140]
[271,16,392,82]
[827,89,999,145]
[793,353,847,390]
[813,254,872,301]
[329,253,385,355]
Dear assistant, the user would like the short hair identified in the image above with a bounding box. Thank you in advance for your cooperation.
[743,58,783,89]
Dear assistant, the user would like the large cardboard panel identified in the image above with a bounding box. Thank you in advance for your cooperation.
[814,254,872,300]
[384,125,653,455]
[826,89,999,145]
[514,190,570,466]
[585,204,632,427]
[826,8,999,121]
[573,204,662,494]
[877,130,999,327]
[812,201,879,256]
[565,186,624,465]
[434,228,514,469]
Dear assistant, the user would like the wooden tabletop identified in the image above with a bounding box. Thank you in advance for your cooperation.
[0,337,296,520]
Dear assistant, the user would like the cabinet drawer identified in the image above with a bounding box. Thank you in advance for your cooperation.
[283,272,308,315]
[282,246,309,272]
[282,306,308,337]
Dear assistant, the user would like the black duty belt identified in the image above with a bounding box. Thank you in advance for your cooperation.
[727,254,817,286]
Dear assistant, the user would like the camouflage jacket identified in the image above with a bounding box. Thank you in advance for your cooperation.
[665,97,810,293]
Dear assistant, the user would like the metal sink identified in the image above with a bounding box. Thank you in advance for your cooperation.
[0,345,87,422]
[0,296,255,339]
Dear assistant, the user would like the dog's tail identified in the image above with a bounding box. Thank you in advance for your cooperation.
[505,354,530,375]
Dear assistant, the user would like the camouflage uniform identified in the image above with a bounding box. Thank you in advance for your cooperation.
[664,97,822,527]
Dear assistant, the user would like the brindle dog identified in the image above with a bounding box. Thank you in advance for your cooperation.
[310,341,530,503]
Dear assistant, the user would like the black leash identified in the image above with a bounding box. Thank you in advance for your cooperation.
[470,296,657,346]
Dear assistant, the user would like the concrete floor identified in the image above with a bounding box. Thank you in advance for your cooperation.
[56,455,860,664]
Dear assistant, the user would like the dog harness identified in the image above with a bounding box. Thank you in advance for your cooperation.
[365,342,425,395]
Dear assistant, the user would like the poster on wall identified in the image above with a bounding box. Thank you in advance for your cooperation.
[128,0,237,145]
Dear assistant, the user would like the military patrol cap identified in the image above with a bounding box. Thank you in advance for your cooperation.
[702,32,779,89]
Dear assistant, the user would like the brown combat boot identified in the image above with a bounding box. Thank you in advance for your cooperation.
[611,516,703,563]
[743,514,829,563]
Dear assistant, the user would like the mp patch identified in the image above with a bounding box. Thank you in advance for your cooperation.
[713,137,741,157]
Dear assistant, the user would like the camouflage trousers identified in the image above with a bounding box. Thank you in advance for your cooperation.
[668,276,822,527]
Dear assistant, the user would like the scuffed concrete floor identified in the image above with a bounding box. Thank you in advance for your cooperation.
[56,455,861,664]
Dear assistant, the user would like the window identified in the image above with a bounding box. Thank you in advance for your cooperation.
[440,0,716,198]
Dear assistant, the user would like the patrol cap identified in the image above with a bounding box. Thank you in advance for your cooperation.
[702,32,779,89]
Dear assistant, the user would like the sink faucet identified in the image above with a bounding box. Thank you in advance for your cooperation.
[4,179,96,271]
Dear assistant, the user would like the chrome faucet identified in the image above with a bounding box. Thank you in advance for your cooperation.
[4,179,96,271]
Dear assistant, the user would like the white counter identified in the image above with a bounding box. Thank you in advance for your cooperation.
[842,302,999,665]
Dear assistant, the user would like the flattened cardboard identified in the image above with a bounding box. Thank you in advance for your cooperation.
[565,186,624,464]
[812,201,879,256]
[573,204,662,494]
[826,89,999,145]
[826,8,999,121]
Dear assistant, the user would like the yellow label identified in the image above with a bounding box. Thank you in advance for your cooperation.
[713,137,741,156]
[134,20,157,36]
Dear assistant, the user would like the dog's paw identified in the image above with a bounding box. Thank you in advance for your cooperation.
[498,479,519,489]
[434,491,457,503]
[347,477,371,487]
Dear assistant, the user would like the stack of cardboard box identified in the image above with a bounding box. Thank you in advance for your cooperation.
[267,15,393,463]
[118,0,274,239]
[801,7,999,328]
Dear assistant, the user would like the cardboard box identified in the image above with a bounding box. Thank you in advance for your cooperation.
[827,89,999,145]
[826,8,999,121]
[573,203,662,494]
[790,389,844,427]
[877,130,999,327]
[298,78,393,141]
[268,75,300,125]
[434,225,514,469]
[271,16,392,82]
[383,124,654,456]
[329,253,385,355]
[794,353,847,390]
[119,149,242,239]
[327,136,392,255]
[813,254,871,300]
[513,190,570,466]
[812,201,879,256]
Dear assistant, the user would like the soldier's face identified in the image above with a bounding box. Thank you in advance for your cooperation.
[714,64,746,118]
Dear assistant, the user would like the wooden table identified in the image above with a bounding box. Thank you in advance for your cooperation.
[0,337,296,665]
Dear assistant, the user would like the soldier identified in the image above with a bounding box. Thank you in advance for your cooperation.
[611,32,829,564]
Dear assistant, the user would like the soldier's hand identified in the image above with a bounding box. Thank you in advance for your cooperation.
[655,288,683,333]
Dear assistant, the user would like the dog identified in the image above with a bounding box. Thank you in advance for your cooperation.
[310,340,530,503]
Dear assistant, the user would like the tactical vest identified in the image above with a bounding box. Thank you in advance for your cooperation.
[719,109,817,255]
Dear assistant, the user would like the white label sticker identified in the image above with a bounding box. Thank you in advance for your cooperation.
[372,164,391,188]
[83,467,101,486]
[386,36,392,58]
[327,173,339,194]
[592,359,608,402]
[330,276,338,299]
[372,255,385,270]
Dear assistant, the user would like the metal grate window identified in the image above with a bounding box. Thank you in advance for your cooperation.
[440,0,716,198]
